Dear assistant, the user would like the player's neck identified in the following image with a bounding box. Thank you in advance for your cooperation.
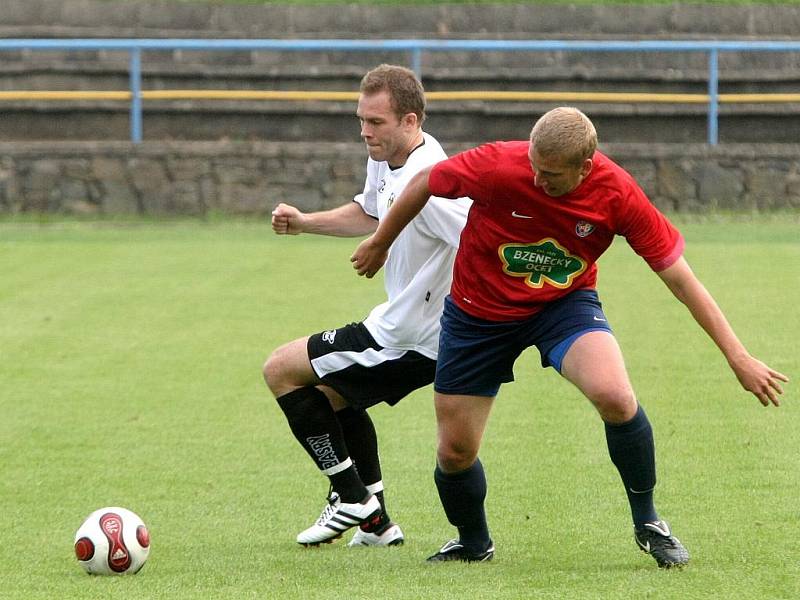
[388,130,425,170]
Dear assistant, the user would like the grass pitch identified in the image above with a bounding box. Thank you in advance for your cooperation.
[0,217,797,599]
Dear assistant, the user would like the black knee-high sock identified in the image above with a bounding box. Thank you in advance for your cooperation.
[604,404,658,526]
[336,407,386,510]
[276,387,367,504]
[434,459,491,553]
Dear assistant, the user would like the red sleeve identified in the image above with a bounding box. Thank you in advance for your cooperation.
[429,143,500,202]
[617,175,684,272]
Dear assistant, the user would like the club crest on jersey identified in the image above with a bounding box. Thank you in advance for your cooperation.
[498,238,587,289]
[575,221,596,238]
[387,193,395,209]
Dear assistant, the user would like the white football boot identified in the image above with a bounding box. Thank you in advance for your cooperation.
[297,494,381,546]
[348,522,405,547]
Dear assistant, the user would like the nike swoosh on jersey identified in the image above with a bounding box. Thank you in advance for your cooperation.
[511,211,533,219]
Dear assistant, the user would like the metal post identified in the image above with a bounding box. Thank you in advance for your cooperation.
[411,47,422,79]
[129,47,142,143]
[707,49,719,145]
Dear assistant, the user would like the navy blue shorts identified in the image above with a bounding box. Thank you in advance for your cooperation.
[434,289,613,397]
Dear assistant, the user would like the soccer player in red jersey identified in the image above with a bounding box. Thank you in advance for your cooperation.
[351,107,788,567]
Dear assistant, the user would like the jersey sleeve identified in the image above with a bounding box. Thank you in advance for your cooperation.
[618,177,684,272]
[353,158,379,218]
[428,143,499,202]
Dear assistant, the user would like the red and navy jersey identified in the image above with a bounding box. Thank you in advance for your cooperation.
[428,141,684,321]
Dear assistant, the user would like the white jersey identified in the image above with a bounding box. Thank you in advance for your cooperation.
[354,132,471,359]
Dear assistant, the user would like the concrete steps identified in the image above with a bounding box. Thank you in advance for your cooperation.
[1,60,799,144]
[2,1,799,144]
[2,99,798,145]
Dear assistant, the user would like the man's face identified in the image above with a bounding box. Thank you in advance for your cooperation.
[357,91,414,166]
[528,147,592,197]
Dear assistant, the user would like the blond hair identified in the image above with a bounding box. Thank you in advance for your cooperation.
[529,107,597,166]
[360,64,426,125]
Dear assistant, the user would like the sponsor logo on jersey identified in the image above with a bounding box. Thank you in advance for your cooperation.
[378,179,387,193]
[498,238,587,288]
[321,330,337,344]
[387,193,395,209]
[575,220,596,238]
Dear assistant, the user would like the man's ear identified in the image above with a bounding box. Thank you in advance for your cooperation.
[402,112,418,129]
[581,158,593,179]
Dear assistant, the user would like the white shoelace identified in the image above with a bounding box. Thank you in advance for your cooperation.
[315,495,340,526]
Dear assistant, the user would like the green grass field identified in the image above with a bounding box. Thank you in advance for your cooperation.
[0,217,797,599]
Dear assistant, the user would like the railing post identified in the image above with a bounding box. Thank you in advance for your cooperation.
[707,48,719,145]
[410,47,422,79]
[129,47,142,143]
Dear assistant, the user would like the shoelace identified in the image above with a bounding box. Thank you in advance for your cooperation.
[315,491,340,526]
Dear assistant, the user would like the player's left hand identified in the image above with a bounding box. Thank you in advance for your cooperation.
[730,355,789,407]
[351,236,388,278]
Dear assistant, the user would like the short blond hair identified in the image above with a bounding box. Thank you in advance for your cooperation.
[529,107,597,166]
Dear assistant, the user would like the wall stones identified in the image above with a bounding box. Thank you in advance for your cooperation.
[0,141,797,216]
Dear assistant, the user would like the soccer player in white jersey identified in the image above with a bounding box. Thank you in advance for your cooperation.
[264,64,470,547]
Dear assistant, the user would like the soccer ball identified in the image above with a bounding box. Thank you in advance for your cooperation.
[74,507,150,575]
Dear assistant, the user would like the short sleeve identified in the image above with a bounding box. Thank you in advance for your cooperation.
[618,179,684,272]
[429,143,500,202]
[354,158,380,218]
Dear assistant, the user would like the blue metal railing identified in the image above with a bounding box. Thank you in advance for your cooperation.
[2,38,799,144]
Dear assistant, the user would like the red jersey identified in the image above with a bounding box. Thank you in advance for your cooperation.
[428,141,684,321]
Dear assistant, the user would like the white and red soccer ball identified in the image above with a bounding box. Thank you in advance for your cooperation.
[74,507,150,575]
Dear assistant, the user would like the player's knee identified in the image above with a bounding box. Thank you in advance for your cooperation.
[591,386,637,423]
[437,442,478,472]
[262,350,288,395]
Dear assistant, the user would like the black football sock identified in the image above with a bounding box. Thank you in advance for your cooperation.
[604,404,658,526]
[276,387,367,504]
[434,459,491,554]
[336,409,383,499]
[336,406,390,531]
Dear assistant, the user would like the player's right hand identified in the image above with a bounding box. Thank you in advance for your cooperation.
[271,203,305,235]
[351,236,389,278]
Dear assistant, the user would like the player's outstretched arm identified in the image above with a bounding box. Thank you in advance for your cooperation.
[350,166,434,278]
[657,256,789,407]
[271,202,377,237]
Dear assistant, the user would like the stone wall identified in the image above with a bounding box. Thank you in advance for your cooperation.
[1,141,798,216]
[1,2,799,215]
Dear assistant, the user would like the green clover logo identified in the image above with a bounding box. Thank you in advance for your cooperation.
[498,238,587,289]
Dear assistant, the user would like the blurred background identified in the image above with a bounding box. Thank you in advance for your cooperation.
[1,0,799,216]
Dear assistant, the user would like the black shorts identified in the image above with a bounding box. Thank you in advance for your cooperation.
[307,322,436,409]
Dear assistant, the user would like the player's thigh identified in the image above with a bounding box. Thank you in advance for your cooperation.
[263,336,320,395]
[560,330,637,421]
[435,392,495,470]
[309,322,436,409]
